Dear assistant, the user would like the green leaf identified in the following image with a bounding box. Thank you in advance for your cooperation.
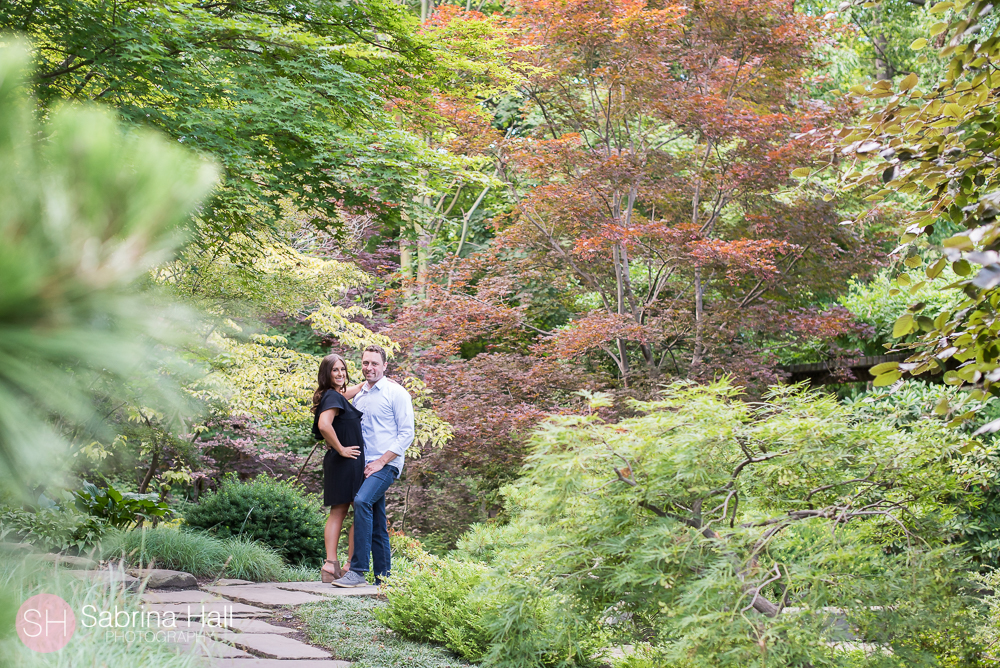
[910,38,928,50]
[899,73,919,91]
[791,168,811,178]
[870,361,900,376]
[944,235,974,251]
[893,314,915,338]
[927,257,948,279]
[873,370,902,386]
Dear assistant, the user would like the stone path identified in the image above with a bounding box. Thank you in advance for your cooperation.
[134,572,381,667]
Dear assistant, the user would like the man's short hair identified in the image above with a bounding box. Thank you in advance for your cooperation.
[364,343,387,364]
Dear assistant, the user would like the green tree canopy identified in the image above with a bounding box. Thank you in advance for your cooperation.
[3,0,434,243]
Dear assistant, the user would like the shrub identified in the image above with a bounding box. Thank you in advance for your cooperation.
[385,383,995,668]
[843,381,1000,567]
[74,482,171,529]
[0,505,105,554]
[379,528,599,666]
[377,554,494,661]
[453,516,526,566]
[475,382,986,667]
[101,526,286,581]
[183,473,324,565]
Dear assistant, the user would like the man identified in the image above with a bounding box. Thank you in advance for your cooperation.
[331,344,413,587]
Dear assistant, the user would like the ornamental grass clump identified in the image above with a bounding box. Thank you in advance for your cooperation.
[183,474,325,566]
[101,526,285,581]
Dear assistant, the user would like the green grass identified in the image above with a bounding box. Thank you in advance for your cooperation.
[0,552,207,668]
[298,596,478,668]
[101,526,286,582]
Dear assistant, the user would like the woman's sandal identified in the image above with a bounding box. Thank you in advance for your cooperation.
[321,558,342,583]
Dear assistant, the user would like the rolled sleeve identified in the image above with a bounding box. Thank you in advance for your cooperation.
[388,387,415,458]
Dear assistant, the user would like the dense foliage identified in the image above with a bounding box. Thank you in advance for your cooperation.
[73,482,171,529]
[183,474,326,565]
[0,41,215,494]
[834,1,1000,424]
[3,0,433,242]
[384,383,989,667]
[7,0,1000,663]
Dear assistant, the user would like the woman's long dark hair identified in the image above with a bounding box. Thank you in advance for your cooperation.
[312,353,350,412]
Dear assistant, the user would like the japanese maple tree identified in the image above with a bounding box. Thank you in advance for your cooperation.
[397,0,883,388]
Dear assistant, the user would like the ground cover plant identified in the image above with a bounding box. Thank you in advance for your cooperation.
[299,594,478,668]
[0,505,105,556]
[377,536,498,662]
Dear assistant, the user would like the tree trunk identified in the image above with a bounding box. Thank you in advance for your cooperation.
[873,13,893,81]
[415,221,430,300]
[399,234,414,299]
[612,242,631,384]
[139,448,159,494]
[691,268,704,370]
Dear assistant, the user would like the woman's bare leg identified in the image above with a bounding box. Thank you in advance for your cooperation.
[324,504,350,574]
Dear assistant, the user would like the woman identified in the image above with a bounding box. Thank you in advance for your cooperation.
[312,353,365,583]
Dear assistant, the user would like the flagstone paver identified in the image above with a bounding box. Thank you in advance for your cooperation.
[140,576,375,665]
[226,633,332,659]
[153,619,237,640]
[212,660,351,668]
[169,634,254,658]
[154,619,209,633]
[272,581,380,597]
[144,601,270,619]
[67,569,140,590]
[203,584,331,607]
[41,553,98,569]
[142,590,226,605]
[221,618,295,634]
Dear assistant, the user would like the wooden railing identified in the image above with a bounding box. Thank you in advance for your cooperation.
[781,354,912,386]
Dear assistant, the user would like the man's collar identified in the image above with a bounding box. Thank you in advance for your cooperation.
[365,375,388,391]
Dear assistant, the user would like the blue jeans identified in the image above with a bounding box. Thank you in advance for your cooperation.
[350,466,397,579]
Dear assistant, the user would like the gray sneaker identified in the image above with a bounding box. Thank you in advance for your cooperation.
[330,570,368,588]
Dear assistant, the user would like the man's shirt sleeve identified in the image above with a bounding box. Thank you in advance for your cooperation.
[388,386,415,458]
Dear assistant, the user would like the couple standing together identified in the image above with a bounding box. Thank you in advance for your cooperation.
[310,344,413,587]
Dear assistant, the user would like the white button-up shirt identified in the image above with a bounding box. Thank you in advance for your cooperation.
[352,376,415,473]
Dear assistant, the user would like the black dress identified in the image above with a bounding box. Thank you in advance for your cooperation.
[312,390,365,507]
